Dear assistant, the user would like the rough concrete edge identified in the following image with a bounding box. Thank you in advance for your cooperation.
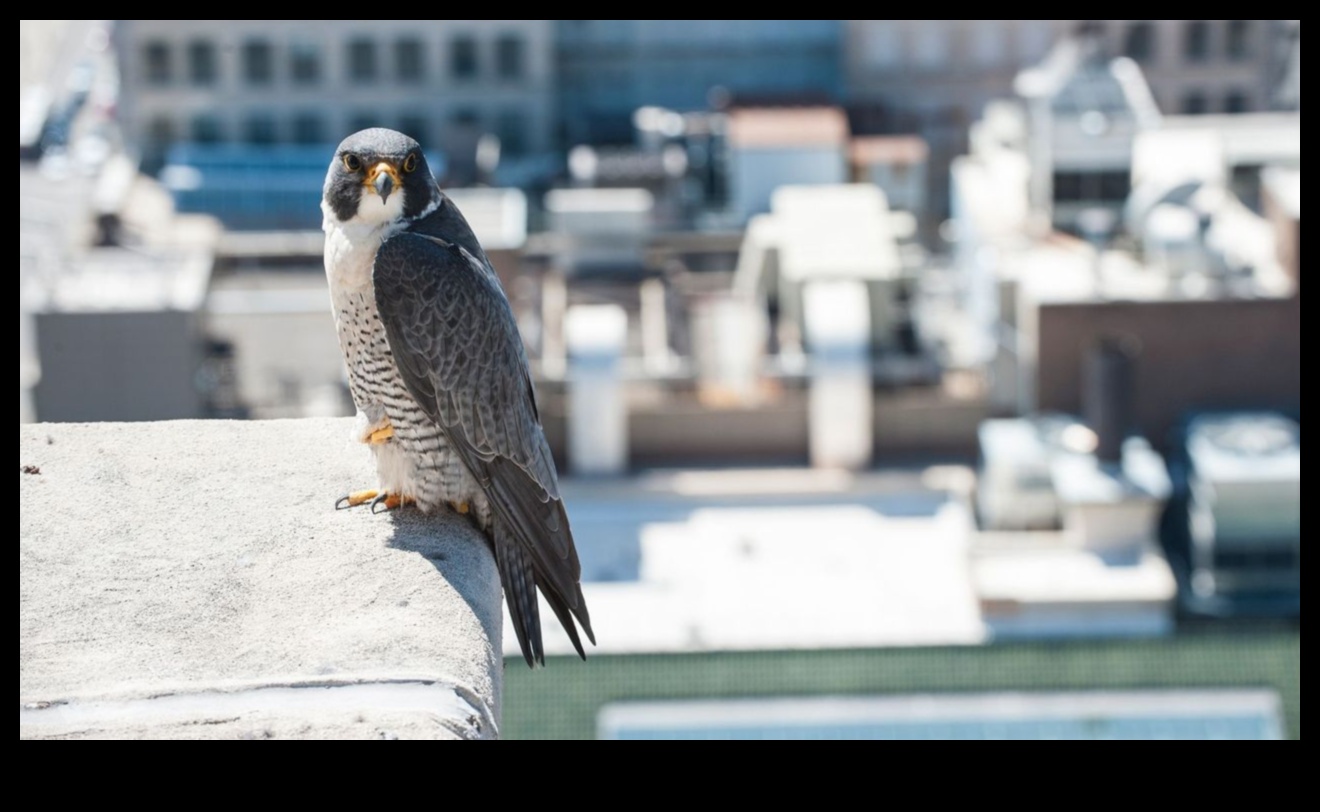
[20,672,500,741]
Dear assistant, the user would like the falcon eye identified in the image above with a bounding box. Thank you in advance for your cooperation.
[342,153,362,172]
[403,153,419,173]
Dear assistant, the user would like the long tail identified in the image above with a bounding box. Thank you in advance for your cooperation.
[494,521,543,668]
[484,456,595,668]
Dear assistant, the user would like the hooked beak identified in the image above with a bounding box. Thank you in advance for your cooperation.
[368,162,400,203]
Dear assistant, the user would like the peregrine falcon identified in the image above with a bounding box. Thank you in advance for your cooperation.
[321,128,594,667]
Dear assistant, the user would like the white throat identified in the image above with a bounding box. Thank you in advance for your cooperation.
[322,188,442,297]
[323,201,403,298]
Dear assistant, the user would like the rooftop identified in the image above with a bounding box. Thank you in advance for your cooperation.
[20,418,502,739]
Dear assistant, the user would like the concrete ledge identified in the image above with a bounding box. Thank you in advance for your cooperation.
[20,419,502,739]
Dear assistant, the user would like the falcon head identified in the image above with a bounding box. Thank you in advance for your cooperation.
[322,128,441,227]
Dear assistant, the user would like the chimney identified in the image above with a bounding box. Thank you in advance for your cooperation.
[1084,337,1136,464]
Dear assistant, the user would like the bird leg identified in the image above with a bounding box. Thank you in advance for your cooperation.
[370,492,413,513]
[449,500,470,515]
[335,489,414,513]
[352,410,394,445]
[336,489,379,509]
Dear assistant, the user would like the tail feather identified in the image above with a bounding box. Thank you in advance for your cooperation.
[541,577,589,660]
[483,458,595,667]
[494,523,543,668]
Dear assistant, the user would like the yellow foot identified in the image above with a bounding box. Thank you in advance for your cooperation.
[449,500,470,515]
[336,489,379,509]
[368,426,394,445]
[335,490,413,513]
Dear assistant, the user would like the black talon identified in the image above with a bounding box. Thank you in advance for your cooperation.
[370,493,391,514]
[335,494,353,510]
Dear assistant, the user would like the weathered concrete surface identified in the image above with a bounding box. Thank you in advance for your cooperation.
[20,419,502,739]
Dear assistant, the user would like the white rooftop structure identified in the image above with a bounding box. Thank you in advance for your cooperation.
[737,184,902,286]
[734,183,909,357]
[441,188,527,251]
[972,543,1177,639]
[23,249,211,314]
[1262,166,1301,219]
[1051,438,1170,554]
[977,415,1085,531]
[975,415,1176,639]
[543,187,653,274]
[543,187,653,235]
[518,472,983,657]
[1014,33,1162,232]
[1157,113,1302,169]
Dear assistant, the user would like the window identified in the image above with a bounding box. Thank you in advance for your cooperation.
[347,114,377,136]
[912,21,947,69]
[188,40,217,85]
[191,115,223,144]
[143,115,174,173]
[144,41,171,84]
[348,38,378,83]
[495,35,524,80]
[147,116,174,148]
[1100,171,1129,201]
[396,38,424,82]
[243,40,273,85]
[292,113,325,144]
[398,115,429,145]
[1053,171,1082,202]
[1226,20,1252,61]
[971,21,1006,68]
[1182,90,1208,115]
[451,35,478,79]
[1052,171,1129,203]
[496,109,527,155]
[451,107,480,129]
[1078,20,1106,41]
[864,23,902,69]
[244,113,277,145]
[1184,21,1210,63]
[1019,20,1052,63]
[1124,22,1155,63]
[1225,90,1251,114]
[290,42,320,84]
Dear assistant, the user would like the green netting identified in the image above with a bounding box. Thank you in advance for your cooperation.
[503,630,1300,739]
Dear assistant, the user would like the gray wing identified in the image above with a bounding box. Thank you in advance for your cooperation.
[373,231,593,666]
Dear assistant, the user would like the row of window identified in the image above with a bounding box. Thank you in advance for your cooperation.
[859,20,1260,73]
[1181,88,1255,115]
[862,21,1056,70]
[142,34,526,87]
[1052,170,1130,203]
[147,110,530,155]
[1123,20,1256,64]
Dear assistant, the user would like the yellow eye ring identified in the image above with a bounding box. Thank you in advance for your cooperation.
[403,153,418,173]
[342,153,362,172]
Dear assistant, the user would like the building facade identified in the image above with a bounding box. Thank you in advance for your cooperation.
[557,20,843,146]
[1102,20,1283,116]
[846,20,1283,121]
[116,20,556,175]
[844,20,1287,221]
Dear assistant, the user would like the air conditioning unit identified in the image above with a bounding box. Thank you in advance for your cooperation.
[1186,413,1300,597]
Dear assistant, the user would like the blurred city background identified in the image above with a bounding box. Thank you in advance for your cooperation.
[20,20,1299,739]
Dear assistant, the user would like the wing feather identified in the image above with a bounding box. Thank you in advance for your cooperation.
[373,231,594,663]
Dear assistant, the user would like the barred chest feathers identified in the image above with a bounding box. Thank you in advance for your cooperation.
[322,215,488,524]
